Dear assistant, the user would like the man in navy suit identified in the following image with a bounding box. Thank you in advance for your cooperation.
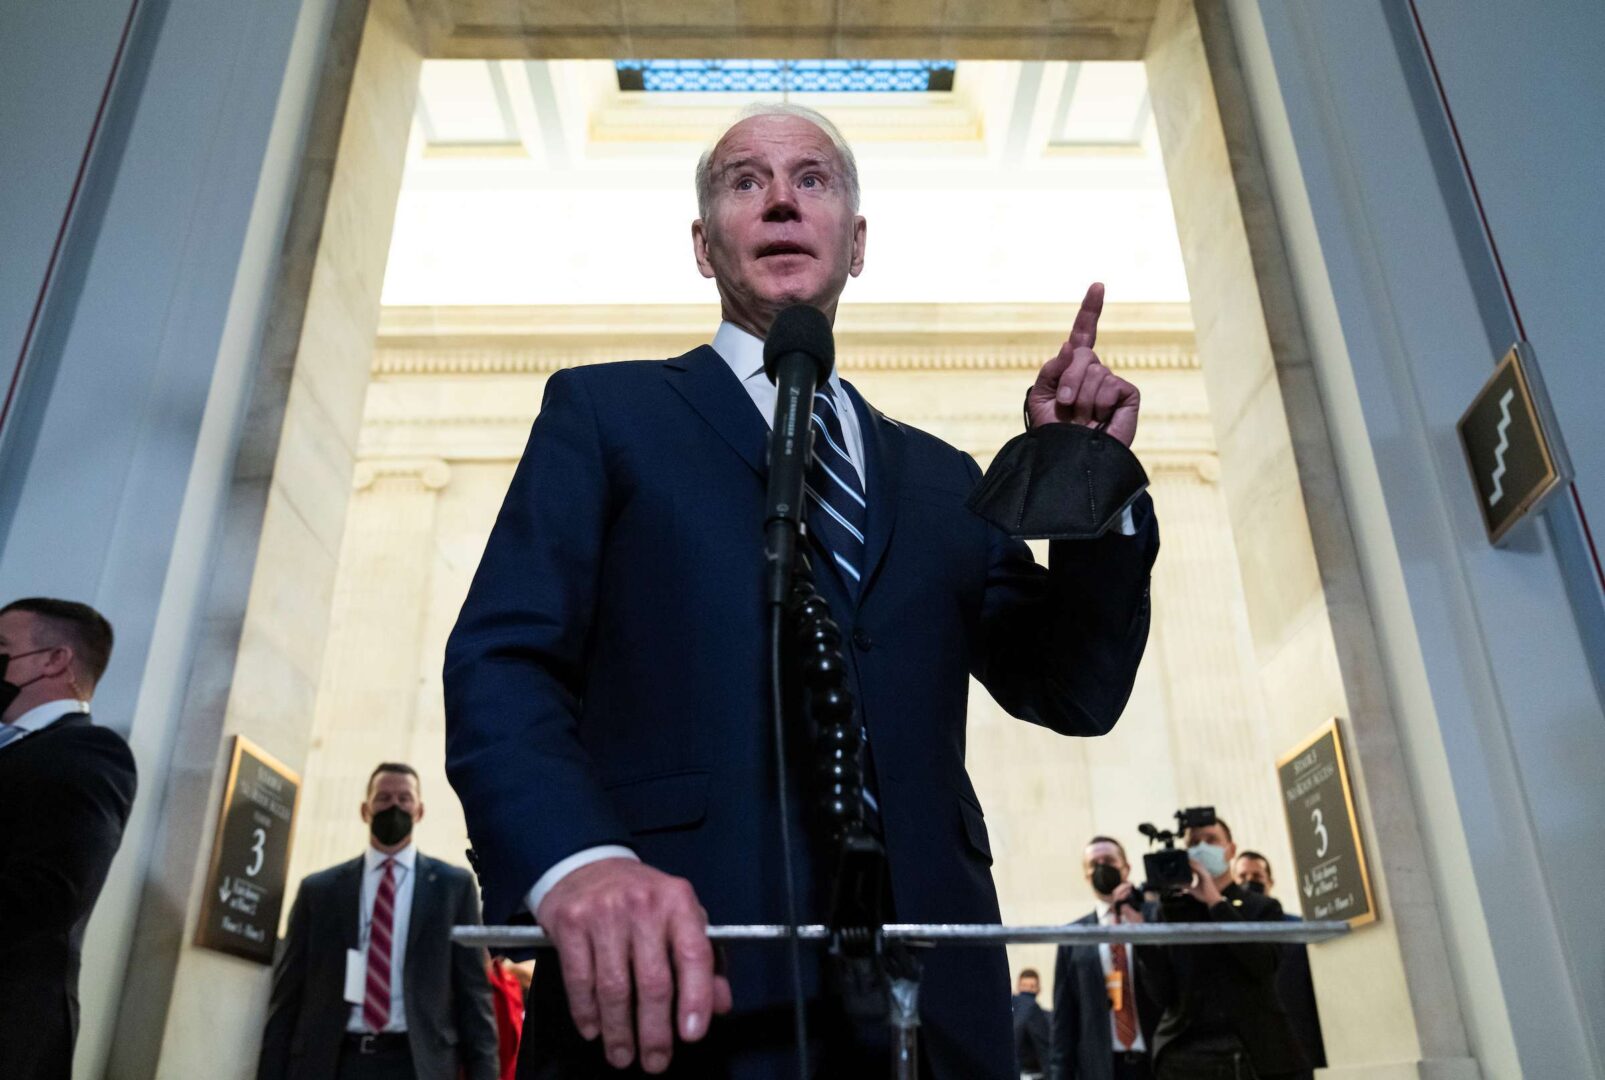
[444,102,1159,1078]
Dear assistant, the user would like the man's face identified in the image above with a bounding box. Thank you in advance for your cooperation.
[0,610,39,671]
[1185,823,1235,862]
[362,771,423,825]
[1234,855,1272,893]
[1082,840,1129,886]
[1017,974,1040,997]
[692,114,866,334]
[0,610,64,720]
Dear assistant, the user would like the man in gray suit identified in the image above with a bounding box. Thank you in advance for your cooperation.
[259,762,498,1080]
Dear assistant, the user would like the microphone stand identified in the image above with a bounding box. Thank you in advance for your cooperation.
[784,553,922,1077]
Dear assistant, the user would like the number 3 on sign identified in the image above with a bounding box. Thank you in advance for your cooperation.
[247,827,266,876]
[1311,808,1329,858]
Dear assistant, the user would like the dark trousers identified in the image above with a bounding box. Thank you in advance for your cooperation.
[337,1033,415,1080]
[1112,1049,1155,1080]
[518,1000,921,1079]
[1155,1049,1296,1080]
[1154,1049,1253,1080]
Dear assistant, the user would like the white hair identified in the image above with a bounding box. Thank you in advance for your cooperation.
[694,102,861,220]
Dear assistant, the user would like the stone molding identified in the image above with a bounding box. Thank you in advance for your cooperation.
[372,303,1198,375]
[351,457,452,491]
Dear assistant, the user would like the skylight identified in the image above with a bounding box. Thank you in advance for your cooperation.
[615,59,957,94]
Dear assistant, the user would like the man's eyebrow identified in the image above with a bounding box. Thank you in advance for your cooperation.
[716,154,836,177]
[717,156,768,177]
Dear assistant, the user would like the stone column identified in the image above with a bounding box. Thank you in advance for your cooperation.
[287,458,453,890]
[1146,455,1289,872]
[106,2,440,1076]
[1146,3,1470,1075]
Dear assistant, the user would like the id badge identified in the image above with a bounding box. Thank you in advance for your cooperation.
[344,948,366,1005]
[1105,969,1125,1013]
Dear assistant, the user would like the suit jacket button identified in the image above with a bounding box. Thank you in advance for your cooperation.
[852,629,873,651]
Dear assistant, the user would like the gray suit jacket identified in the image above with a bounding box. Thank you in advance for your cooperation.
[1050,911,1161,1080]
[257,852,498,1080]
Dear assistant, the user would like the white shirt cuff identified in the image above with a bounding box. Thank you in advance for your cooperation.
[525,845,639,920]
[1115,505,1136,535]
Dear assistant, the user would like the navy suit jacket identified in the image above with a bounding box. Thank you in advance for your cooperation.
[444,346,1158,1078]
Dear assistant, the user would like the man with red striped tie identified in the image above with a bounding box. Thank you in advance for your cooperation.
[259,762,499,1080]
[1051,837,1162,1080]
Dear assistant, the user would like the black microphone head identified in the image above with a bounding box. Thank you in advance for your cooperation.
[763,305,835,385]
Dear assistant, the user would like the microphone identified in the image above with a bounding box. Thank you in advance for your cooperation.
[762,305,835,606]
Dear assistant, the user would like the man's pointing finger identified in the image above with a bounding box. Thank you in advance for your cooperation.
[1068,282,1105,351]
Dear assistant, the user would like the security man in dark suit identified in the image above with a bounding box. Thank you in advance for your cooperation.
[0,597,136,1080]
[1233,851,1324,1080]
[1051,837,1161,1080]
[1138,819,1305,1080]
[445,102,1159,1078]
[259,763,498,1080]
[1013,968,1052,1078]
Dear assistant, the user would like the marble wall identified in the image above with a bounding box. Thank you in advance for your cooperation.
[285,301,1305,1012]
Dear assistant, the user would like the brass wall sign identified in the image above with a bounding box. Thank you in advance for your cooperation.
[195,736,301,963]
[1276,719,1376,928]
[1457,342,1571,545]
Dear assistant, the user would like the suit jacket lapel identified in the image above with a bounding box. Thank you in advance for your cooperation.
[664,345,769,480]
[336,857,363,950]
[407,854,439,957]
[843,380,903,607]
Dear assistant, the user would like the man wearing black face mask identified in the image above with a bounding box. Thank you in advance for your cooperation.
[0,597,135,1080]
[1050,837,1160,1080]
[259,762,498,1080]
[1232,852,1323,1080]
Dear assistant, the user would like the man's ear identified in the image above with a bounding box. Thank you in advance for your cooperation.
[360,801,372,825]
[691,219,717,280]
[848,215,867,277]
[41,645,75,679]
[414,800,426,824]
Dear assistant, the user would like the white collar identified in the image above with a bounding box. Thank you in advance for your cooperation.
[7,697,90,735]
[365,842,419,873]
[711,320,847,398]
[1095,898,1114,922]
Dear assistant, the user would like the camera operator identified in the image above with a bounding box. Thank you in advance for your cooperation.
[1137,817,1305,1080]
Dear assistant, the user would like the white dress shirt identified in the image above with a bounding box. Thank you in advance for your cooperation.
[0,698,90,751]
[713,320,868,485]
[525,321,1133,918]
[1095,899,1147,1053]
[348,842,419,1033]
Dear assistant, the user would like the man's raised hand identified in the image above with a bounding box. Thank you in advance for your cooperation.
[1025,282,1141,447]
[536,858,733,1074]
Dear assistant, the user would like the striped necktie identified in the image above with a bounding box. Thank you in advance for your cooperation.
[363,858,398,1031]
[805,382,867,595]
[802,383,883,830]
[1109,911,1139,1048]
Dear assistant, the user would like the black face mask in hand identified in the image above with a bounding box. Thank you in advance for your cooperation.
[369,805,414,846]
[1090,863,1124,897]
[967,420,1149,540]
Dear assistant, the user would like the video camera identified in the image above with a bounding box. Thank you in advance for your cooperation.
[1137,806,1216,893]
